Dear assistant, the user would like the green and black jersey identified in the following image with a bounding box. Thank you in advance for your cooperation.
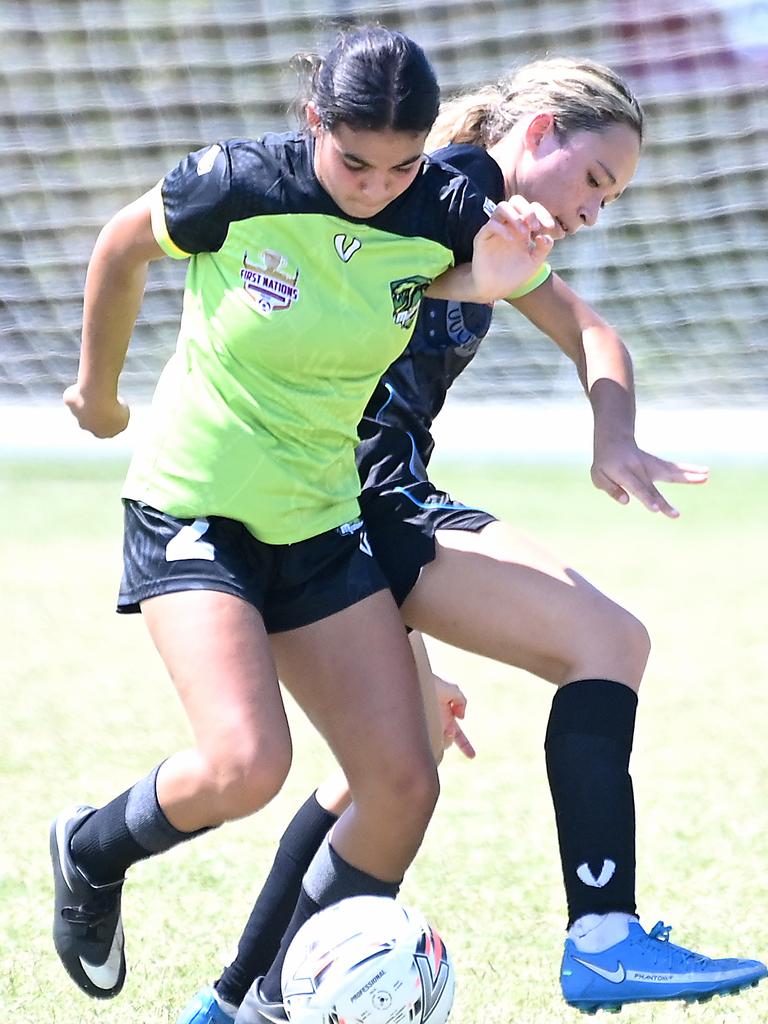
[362,143,551,469]
[124,132,492,543]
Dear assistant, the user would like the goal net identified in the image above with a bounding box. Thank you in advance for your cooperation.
[2,0,767,408]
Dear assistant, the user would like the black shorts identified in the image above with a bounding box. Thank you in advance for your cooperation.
[117,500,389,633]
[357,420,497,605]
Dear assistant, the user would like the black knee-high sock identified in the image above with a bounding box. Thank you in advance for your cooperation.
[216,791,339,1006]
[545,679,638,927]
[258,836,399,1003]
[70,763,211,885]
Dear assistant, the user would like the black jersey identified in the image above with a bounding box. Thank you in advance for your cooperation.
[362,144,550,467]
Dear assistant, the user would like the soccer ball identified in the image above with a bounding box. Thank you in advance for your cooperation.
[281,895,455,1024]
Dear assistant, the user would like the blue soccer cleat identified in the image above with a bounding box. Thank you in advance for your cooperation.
[561,919,767,1014]
[177,986,237,1024]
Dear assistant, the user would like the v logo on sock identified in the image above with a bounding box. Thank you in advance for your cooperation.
[576,859,616,888]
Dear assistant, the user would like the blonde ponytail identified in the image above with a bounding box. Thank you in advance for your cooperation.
[425,86,507,150]
[427,57,643,152]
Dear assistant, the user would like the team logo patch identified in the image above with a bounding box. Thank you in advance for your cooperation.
[389,275,431,330]
[241,250,300,315]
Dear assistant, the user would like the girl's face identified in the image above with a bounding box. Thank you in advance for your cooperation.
[308,105,428,219]
[512,116,641,238]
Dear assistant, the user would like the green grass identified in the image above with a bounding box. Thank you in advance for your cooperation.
[2,457,767,1022]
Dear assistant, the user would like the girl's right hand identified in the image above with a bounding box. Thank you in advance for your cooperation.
[471,197,556,300]
[434,676,477,759]
[63,383,130,438]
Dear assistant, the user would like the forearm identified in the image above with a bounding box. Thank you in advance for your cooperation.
[512,275,637,444]
[425,263,494,303]
[582,324,637,446]
[65,197,163,437]
[78,244,149,398]
[409,632,444,762]
[77,194,162,399]
[408,630,433,678]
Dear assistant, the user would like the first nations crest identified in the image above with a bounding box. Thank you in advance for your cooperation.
[241,250,300,315]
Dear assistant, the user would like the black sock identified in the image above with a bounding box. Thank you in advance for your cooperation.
[259,836,399,1003]
[216,791,339,1006]
[545,679,638,926]
[70,763,211,885]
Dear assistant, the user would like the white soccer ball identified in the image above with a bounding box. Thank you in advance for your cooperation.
[281,895,455,1024]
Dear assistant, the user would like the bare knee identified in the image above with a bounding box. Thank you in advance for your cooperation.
[202,737,292,821]
[622,609,651,675]
[356,753,440,832]
[401,760,440,823]
[389,766,440,838]
[603,604,651,686]
[558,598,651,690]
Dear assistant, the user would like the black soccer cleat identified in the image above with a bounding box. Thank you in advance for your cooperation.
[235,977,289,1024]
[50,804,126,999]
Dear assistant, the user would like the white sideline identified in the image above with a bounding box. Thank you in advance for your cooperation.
[1,402,766,462]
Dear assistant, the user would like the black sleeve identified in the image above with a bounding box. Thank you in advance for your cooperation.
[160,142,234,254]
[430,144,506,203]
[439,170,495,266]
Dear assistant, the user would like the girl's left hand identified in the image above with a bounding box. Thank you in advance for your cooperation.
[434,677,476,759]
[592,438,709,518]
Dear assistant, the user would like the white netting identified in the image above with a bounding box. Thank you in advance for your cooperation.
[2,0,767,405]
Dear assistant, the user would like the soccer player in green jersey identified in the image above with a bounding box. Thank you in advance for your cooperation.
[50,26,555,1002]
[178,58,766,1024]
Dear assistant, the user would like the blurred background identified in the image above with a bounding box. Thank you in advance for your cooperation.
[1,0,767,455]
[2,9,767,1019]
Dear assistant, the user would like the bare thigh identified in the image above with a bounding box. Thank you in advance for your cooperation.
[140,590,292,829]
[401,520,649,689]
[292,633,450,820]
[271,589,439,879]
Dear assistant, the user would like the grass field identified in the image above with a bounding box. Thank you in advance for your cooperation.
[2,456,767,1023]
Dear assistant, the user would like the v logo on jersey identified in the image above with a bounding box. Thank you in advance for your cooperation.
[334,234,362,262]
[572,957,626,984]
[576,859,616,888]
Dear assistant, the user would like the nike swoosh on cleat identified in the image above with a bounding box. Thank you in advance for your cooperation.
[79,920,124,989]
[261,1009,287,1024]
[572,957,627,984]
